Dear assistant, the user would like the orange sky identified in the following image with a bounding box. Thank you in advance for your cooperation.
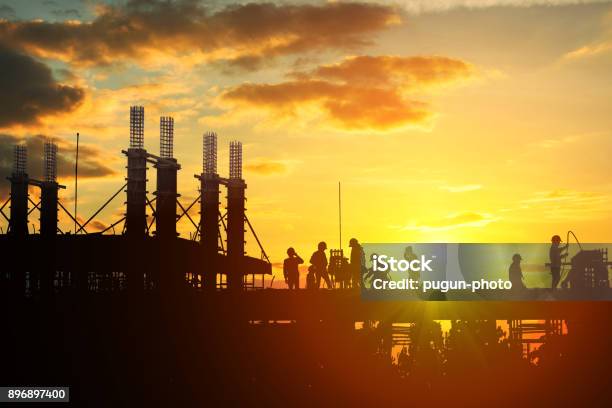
[1,1,611,282]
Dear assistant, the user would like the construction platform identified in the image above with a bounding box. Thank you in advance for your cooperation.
[3,288,612,322]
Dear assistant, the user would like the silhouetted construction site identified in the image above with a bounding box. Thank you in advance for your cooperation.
[1,106,611,406]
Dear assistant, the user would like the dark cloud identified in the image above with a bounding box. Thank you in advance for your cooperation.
[0,4,15,18]
[0,46,84,127]
[0,1,400,69]
[51,9,82,19]
[0,133,117,198]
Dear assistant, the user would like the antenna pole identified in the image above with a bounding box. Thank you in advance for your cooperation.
[338,181,342,250]
[75,132,79,234]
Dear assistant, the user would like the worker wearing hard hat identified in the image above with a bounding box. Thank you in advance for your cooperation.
[283,247,304,290]
[349,238,365,288]
[549,235,568,289]
[509,253,526,290]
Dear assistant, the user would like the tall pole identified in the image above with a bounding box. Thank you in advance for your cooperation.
[75,132,79,234]
[339,181,342,250]
[227,141,245,291]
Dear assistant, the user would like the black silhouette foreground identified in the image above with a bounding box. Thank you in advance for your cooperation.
[1,108,611,406]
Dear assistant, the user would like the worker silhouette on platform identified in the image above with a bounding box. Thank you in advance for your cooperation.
[404,246,420,281]
[364,253,390,289]
[310,241,332,289]
[283,247,304,290]
[509,253,526,290]
[349,238,365,288]
[549,235,568,289]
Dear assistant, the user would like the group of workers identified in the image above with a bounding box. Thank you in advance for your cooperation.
[283,234,570,291]
[509,234,568,290]
[282,238,364,290]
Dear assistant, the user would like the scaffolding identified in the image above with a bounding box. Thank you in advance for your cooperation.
[392,323,413,346]
[508,319,563,359]
[1,105,272,294]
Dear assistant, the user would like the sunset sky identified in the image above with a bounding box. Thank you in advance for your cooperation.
[1,0,611,279]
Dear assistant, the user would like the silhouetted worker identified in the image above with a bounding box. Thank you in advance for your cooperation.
[306,265,316,289]
[349,238,364,288]
[550,235,568,289]
[509,253,526,290]
[364,252,392,289]
[310,241,332,289]
[283,247,304,290]
[404,246,420,281]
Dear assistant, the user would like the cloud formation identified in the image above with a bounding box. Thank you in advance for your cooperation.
[245,160,288,175]
[0,46,84,127]
[0,1,400,69]
[221,55,474,131]
[403,212,496,231]
[563,40,612,59]
[303,55,473,87]
[0,4,15,18]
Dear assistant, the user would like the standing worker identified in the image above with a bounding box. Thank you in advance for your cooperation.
[349,238,364,288]
[310,241,332,289]
[403,246,420,282]
[509,253,526,290]
[549,235,568,289]
[283,247,304,290]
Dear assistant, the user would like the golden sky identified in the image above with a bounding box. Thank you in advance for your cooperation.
[1,1,611,278]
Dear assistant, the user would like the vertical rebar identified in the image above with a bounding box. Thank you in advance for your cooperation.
[130,106,144,149]
[160,116,174,158]
[229,141,242,180]
[44,139,58,183]
[13,145,26,176]
[203,132,217,175]
[41,140,59,238]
